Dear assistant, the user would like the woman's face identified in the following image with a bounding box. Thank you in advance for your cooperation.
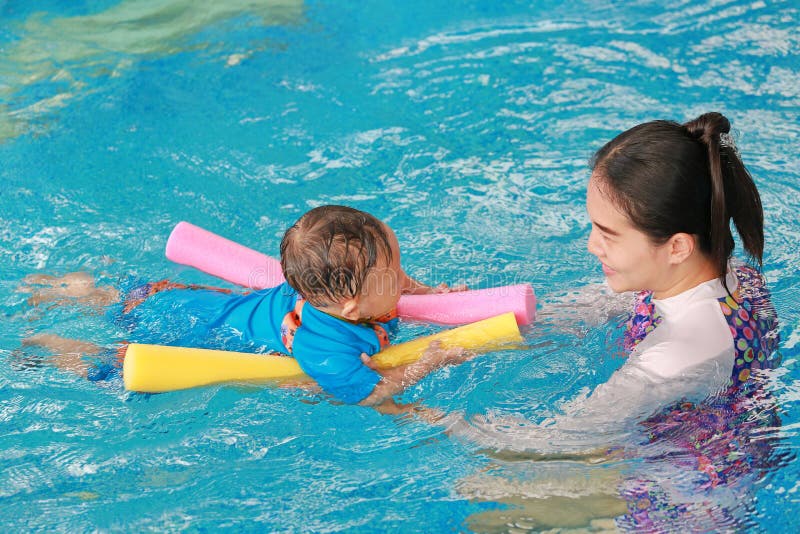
[585,175,673,293]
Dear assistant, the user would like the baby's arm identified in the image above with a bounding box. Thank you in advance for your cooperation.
[358,340,472,406]
[384,223,466,295]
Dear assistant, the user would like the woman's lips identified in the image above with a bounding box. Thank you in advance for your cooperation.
[601,263,616,276]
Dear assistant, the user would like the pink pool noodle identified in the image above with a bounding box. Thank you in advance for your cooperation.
[397,284,535,326]
[166,222,285,289]
[165,222,536,325]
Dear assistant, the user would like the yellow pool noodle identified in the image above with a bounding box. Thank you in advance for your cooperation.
[123,311,522,393]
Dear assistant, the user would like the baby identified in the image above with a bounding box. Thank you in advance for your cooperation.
[22,205,469,407]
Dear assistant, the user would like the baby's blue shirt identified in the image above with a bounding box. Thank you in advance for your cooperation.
[134,282,396,404]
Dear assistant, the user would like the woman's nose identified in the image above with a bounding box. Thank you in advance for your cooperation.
[587,227,602,257]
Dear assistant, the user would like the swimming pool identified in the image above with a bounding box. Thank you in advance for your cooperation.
[1,0,798,531]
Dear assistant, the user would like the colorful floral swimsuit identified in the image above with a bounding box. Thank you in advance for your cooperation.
[615,263,782,529]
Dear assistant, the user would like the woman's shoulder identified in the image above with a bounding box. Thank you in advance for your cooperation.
[633,297,734,379]
[632,262,777,379]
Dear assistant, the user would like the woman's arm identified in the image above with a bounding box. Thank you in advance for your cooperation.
[446,343,733,454]
[536,282,633,330]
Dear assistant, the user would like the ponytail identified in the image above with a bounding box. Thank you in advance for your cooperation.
[592,112,765,288]
[682,112,764,276]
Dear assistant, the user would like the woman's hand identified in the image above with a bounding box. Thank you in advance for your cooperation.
[362,340,474,381]
[418,339,472,367]
[358,340,475,407]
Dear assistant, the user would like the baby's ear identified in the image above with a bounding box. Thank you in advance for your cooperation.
[340,298,360,321]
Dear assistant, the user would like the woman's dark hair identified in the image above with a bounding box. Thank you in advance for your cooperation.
[280,205,392,307]
[590,112,764,288]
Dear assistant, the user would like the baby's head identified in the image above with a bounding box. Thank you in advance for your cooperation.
[280,205,402,321]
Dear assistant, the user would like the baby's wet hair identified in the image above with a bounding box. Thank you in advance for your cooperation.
[280,205,393,307]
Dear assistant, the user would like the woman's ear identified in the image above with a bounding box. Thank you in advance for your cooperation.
[340,298,361,321]
[667,233,696,264]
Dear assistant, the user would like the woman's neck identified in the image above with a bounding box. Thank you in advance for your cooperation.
[652,254,721,300]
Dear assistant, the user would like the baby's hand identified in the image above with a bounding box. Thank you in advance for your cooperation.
[361,352,378,370]
[430,283,469,294]
[400,271,469,295]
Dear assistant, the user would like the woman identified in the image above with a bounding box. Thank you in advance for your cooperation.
[459,112,783,531]
[585,110,780,409]
[464,111,780,448]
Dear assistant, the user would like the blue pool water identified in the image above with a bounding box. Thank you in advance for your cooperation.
[1,0,799,531]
